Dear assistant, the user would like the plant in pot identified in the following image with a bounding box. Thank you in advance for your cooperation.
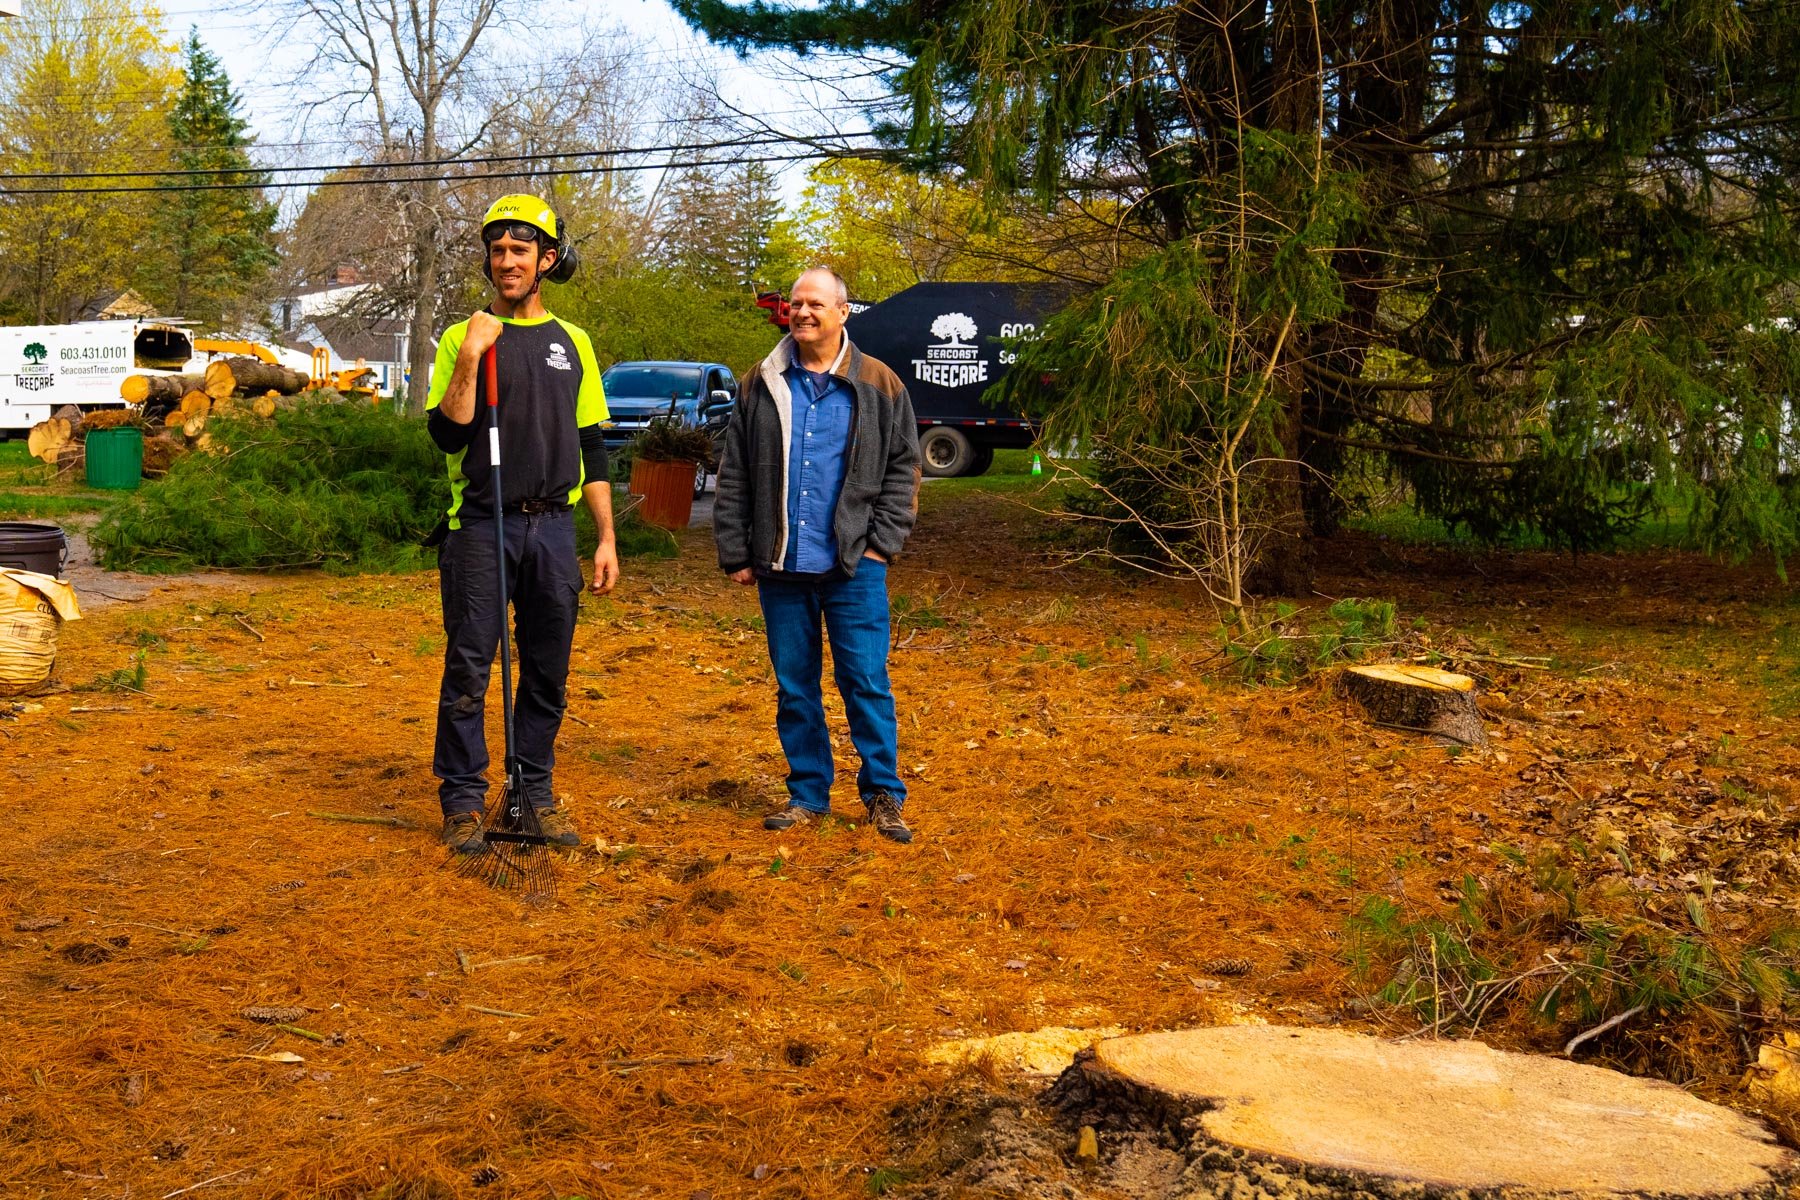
[628,417,715,529]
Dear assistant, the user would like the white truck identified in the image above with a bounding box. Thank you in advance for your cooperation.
[0,321,322,437]
[0,320,197,436]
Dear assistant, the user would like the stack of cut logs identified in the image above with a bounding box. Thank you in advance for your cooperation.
[27,357,321,479]
[125,356,315,441]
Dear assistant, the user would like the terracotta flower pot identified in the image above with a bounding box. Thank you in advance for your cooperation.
[637,458,698,530]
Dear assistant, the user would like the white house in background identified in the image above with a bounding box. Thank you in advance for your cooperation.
[265,265,411,399]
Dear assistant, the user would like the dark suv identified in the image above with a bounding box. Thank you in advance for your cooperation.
[599,361,735,450]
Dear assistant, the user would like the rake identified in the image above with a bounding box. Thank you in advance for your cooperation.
[451,343,559,903]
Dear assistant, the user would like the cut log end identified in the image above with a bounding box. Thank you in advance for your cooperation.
[1341,662,1487,746]
[121,373,208,406]
[27,418,72,464]
[1051,1027,1794,1198]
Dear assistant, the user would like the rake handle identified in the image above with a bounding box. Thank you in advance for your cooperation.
[483,345,520,804]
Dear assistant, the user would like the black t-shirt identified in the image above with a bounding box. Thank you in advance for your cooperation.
[425,313,608,525]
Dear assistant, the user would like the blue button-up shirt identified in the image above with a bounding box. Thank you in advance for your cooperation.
[783,364,854,574]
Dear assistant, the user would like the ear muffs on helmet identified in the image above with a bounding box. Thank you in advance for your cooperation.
[544,235,578,284]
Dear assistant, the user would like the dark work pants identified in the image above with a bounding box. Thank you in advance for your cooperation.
[434,510,582,817]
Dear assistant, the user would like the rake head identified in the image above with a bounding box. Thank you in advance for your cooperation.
[452,781,560,904]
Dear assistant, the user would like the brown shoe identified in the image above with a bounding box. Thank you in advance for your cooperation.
[533,804,581,848]
[864,793,913,844]
[440,812,486,855]
[764,804,819,831]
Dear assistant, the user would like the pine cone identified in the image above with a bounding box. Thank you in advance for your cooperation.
[240,1006,310,1024]
[1201,957,1253,977]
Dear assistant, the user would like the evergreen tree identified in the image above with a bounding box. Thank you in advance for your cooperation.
[724,161,785,290]
[677,0,1800,586]
[662,165,736,285]
[663,161,796,291]
[148,30,278,326]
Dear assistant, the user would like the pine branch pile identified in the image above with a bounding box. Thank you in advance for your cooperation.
[92,395,449,573]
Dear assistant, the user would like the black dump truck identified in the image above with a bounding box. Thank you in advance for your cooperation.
[755,282,1067,477]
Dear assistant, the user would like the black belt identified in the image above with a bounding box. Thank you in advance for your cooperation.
[508,498,571,515]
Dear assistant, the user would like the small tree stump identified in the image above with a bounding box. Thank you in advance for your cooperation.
[1341,663,1487,746]
[1052,1027,1793,1196]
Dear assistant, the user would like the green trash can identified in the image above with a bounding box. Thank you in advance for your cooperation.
[85,427,145,490]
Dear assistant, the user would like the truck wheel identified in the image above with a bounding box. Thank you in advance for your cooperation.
[693,460,709,500]
[964,445,995,477]
[920,427,974,478]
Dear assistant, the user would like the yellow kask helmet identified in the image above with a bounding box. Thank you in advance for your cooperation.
[479,193,578,284]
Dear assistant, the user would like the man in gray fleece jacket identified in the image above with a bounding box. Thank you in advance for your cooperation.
[715,267,922,842]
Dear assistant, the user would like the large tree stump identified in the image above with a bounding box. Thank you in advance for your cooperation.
[203,357,309,400]
[1052,1027,1793,1197]
[1341,663,1487,746]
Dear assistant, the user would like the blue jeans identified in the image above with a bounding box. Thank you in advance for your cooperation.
[757,559,906,814]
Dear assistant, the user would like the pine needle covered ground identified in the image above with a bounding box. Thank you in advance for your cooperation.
[7,485,1800,1196]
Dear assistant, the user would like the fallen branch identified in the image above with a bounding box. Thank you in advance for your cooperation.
[276,1023,326,1043]
[1453,652,1551,670]
[162,1168,255,1199]
[603,1054,729,1072]
[232,613,265,643]
[465,1004,532,1018]
[286,678,366,688]
[472,954,546,970]
[1563,1004,1647,1056]
[382,1062,424,1076]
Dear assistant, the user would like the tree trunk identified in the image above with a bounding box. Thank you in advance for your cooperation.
[121,374,208,405]
[1239,383,1314,596]
[1340,663,1487,746]
[404,166,443,417]
[203,357,309,399]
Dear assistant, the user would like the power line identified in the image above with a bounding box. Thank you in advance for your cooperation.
[0,105,874,168]
[0,146,888,196]
[0,130,878,181]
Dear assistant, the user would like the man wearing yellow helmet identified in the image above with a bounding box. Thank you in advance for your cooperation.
[424,194,617,853]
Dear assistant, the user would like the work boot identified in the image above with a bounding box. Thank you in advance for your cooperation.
[534,803,581,848]
[764,804,818,832]
[440,811,486,855]
[864,793,913,844]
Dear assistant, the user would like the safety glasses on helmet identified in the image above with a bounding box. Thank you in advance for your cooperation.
[482,222,544,245]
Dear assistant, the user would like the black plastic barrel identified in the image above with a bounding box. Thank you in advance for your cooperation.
[0,523,68,576]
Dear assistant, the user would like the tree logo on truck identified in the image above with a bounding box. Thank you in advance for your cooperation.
[16,341,53,390]
[914,312,990,389]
